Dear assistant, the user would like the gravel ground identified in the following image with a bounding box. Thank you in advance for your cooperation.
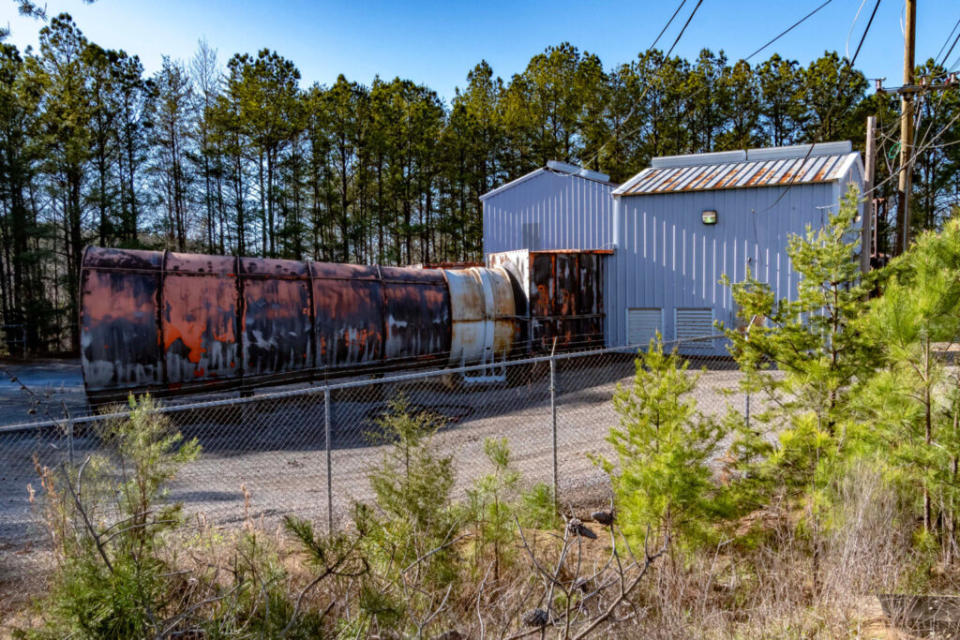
[0,353,749,631]
[0,354,747,545]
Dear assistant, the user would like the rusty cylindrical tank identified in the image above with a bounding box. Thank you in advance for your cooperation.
[80,247,517,402]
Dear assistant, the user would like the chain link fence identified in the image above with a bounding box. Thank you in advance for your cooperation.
[0,337,744,546]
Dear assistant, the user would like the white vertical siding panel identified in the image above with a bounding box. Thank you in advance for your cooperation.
[592,181,850,355]
[481,170,617,254]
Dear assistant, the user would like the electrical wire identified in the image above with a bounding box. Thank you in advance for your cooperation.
[650,0,688,52]
[935,16,960,64]
[861,107,960,201]
[940,25,960,69]
[850,0,882,67]
[744,0,834,61]
[664,0,704,59]
[757,1,882,214]
[579,0,705,169]
[846,0,869,61]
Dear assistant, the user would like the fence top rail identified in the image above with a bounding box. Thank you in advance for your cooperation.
[0,334,729,433]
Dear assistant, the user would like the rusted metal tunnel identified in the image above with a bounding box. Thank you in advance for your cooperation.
[80,247,518,402]
[486,249,609,354]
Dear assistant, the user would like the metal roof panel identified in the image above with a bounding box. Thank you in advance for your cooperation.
[618,152,861,196]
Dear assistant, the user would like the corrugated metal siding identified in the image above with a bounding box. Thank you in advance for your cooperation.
[483,170,617,254]
[626,308,663,346]
[616,152,859,195]
[675,308,715,354]
[605,177,860,355]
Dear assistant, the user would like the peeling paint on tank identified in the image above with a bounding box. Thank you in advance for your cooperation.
[81,247,518,400]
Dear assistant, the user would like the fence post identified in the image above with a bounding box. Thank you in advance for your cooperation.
[324,387,333,535]
[550,356,558,512]
[66,418,74,467]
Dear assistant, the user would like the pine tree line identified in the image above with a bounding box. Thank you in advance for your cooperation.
[2,13,960,353]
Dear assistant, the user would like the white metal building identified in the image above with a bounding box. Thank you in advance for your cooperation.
[608,141,864,354]
[479,143,864,356]
[482,161,619,254]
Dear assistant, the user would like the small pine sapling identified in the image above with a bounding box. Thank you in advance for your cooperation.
[354,393,459,633]
[721,185,880,591]
[466,437,521,579]
[24,395,200,639]
[595,335,730,553]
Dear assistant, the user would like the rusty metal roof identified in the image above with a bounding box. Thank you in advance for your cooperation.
[614,144,861,196]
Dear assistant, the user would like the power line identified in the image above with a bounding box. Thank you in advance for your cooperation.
[758,1,883,214]
[744,0,834,62]
[580,0,705,169]
[935,16,960,65]
[940,24,960,69]
[846,0,869,60]
[664,0,705,59]
[649,0,688,52]
[862,106,960,201]
[851,0,882,66]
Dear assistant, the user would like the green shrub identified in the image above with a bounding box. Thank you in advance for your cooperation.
[595,336,730,552]
[353,394,459,632]
[19,395,199,639]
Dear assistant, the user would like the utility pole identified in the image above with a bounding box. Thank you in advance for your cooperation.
[895,0,917,256]
[862,115,876,273]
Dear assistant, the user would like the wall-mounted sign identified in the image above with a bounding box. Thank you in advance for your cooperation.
[701,209,718,225]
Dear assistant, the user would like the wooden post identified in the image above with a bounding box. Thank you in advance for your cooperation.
[862,115,876,273]
[895,0,917,255]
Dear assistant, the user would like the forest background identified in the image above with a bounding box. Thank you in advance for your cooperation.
[1,10,958,353]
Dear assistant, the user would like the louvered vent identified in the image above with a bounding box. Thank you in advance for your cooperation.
[627,308,662,347]
[675,308,715,353]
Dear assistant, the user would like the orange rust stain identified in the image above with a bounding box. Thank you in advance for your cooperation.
[162,275,237,373]
[534,284,551,316]
[746,168,769,186]
[163,324,207,364]
[82,272,155,324]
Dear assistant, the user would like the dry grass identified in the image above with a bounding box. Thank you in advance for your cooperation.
[1,466,941,639]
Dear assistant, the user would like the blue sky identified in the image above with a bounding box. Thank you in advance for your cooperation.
[1,1,958,104]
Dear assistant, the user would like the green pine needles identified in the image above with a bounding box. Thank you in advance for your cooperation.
[22,396,200,640]
[596,336,730,552]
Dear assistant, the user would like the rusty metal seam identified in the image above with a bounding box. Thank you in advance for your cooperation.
[159,249,169,389]
[235,254,245,388]
[306,260,318,376]
[376,264,387,372]
[78,245,92,396]
[437,267,455,363]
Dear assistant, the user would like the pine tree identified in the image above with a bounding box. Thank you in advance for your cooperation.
[860,218,960,558]
[596,336,729,552]
[722,185,879,590]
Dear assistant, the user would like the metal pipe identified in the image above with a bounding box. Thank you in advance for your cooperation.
[80,247,519,402]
